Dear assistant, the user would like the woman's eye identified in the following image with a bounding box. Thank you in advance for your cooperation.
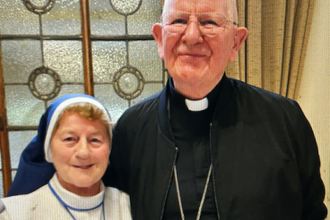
[64,137,74,142]
[91,138,102,143]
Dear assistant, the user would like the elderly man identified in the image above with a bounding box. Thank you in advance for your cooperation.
[8,0,327,219]
[108,0,327,219]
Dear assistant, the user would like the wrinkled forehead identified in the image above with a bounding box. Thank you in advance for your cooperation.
[163,0,229,14]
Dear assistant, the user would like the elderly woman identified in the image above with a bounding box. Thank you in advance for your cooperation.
[0,94,131,219]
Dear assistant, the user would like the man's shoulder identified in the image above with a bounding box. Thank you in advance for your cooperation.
[228,78,297,106]
[226,77,304,122]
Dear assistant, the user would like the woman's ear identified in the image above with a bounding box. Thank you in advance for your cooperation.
[152,23,165,60]
[229,27,248,62]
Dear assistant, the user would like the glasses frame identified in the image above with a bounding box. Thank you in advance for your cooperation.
[161,10,238,37]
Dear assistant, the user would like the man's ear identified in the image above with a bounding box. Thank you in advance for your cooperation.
[229,27,248,62]
[152,23,164,60]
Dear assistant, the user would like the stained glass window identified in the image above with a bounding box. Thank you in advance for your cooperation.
[0,0,165,196]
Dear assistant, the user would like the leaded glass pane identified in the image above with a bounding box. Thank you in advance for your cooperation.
[5,85,45,127]
[43,40,84,83]
[128,0,162,35]
[47,85,86,106]
[9,131,37,169]
[42,0,81,36]
[12,171,17,182]
[129,40,162,81]
[59,84,85,95]
[92,41,127,83]
[0,0,39,35]
[30,0,49,7]
[110,0,141,15]
[90,0,125,36]
[1,40,42,84]
[35,74,56,94]
[118,72,139,93]
[131,83,163,105]
[95,84,128,122]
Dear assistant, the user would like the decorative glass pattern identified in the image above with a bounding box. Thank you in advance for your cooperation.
[34,73,56,93]
[110,0,141,15]
[1,40,43,83]
[29,66,61,100]
[92,0,164,119]
[131,83,164,106]
[42,0,81,36]
[6,85,45,127]
[43,40,84,83]
[94,84,128,122]
[90,1,125,36]
[128,0,162,35]
[0,0,39,35]
[113,66,144,100]
[49,85,85,105]
[23,0,56,14]
[28,0,51,7]
[52,85,85,102]
[92,41,127,83]
[129,40,162,81]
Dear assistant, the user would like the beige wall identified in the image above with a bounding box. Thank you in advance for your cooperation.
[297,0,330,216]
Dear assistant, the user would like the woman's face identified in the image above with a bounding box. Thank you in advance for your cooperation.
[50,111,110,196]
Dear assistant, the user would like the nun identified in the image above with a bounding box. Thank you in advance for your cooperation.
[0,94,132,220]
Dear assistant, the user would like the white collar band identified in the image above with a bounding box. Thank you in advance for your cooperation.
[185,97,208,111]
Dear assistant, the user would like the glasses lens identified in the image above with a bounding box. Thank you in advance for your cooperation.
[162,11,229,36]
[201,14,229,36]
[163,12,189,34]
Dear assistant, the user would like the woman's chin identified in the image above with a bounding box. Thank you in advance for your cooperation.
[71,179,100,189]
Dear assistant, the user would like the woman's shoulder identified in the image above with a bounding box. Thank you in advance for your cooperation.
[104,187,132,220]
[105,186,130,202]
[1,185,47,207]
[0,184,57,219]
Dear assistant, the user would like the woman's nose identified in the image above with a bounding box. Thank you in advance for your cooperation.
[76,139,90,159]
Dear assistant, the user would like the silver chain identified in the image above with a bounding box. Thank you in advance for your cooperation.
[174,164,213,220]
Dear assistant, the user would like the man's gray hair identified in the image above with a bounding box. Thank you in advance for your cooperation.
[160,0,238,24]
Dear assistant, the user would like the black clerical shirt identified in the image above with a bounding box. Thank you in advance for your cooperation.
[163,79,222,220]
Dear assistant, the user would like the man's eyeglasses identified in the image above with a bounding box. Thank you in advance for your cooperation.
[161,10,237,37]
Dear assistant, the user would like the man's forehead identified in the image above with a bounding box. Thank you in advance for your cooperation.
[163,0,229,14]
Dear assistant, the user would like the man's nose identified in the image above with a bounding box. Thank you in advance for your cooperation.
[182,20,203,45]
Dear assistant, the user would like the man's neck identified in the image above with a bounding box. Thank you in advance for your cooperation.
[169,75,224,113]
[172,76,224,99]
